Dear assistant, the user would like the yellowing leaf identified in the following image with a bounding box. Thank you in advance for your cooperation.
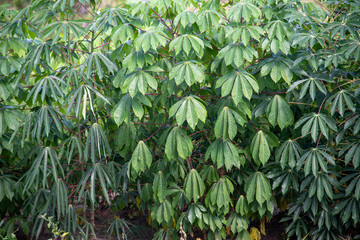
[250,227,261,240]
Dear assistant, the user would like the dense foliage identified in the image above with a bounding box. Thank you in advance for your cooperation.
[1,0,360,239]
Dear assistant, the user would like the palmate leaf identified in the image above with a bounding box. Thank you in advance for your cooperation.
[120,68,160,97]
[326,90,356,116]
[95,6,129,31]
[227,1,261,23]
[261,57,293,83]
[205,139,240,171]
[169,61,205,87]
[294,113,338,142]
[169,34,204,58]
[184,169,205,203]
[266,20,292,42]
[111,23,135,44]
[77,162,113,206]
[214,106,246,140]
[245,172,272,206]
[0,174,16,202]
[301,172,338,201]
[250,130,278,166]
[27,75,65,104]
[227,213,249,234]
[84,123,111,163]
[66,84,110,120]
[287,75,329,101]
[81,52,117,80]
[10,106,63,145]
[131,141,152,174]
[340,38,360,61]
[215,70,259,104]
[153,171,166,203]
[134,30,168,52]
[52,178,68,219]
[340,171,360,200]
[41,20,87,44]
[60,136,83,164]
[151,199,174,225]
[216,43,258,68]
[197,10,221,33]
[292,32,330,48]
[225,24,264,46]
[266,95,294,130]
[203,213,223,232]
[334,197,360,225]
[208,177,234,210]
[122,50,154,72]
[165,127,193,160]
[296,147,335,177]
[235,195,249,216]
[339,141,360,168]
[23,146,64,192]
[174,10,198,28]
[169,95,207,130]
[276,140,303,169]
[344,114,360,135]
[186,203,206,224]
[267,166,300,195]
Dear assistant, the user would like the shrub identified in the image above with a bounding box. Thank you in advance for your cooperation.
[0,0,360,239]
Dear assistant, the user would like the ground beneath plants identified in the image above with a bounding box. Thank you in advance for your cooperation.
[15,209,286,240]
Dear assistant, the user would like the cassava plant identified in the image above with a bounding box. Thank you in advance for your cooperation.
[0,0,360,239]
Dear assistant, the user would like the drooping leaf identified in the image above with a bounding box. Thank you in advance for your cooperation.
[245,172,272,206]
[184,169,205,203]
[215,70,259,104]
[131,141,153,174]
[266,95,294,129]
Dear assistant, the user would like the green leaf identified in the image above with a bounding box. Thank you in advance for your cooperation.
[217,43,258,68]
[296,147,335,177]
[276,140,303,169]
[131,141,153,174]
[266,95,294,129]
[184,169,205,203]
[250,130,272,166]
[174,10,198,28]
[153,171,167,203]
[165,127,193,160]
[245,172,272,206]
[228,1,261,23]
[294,113,338,142]
[215,106,246,140]
[169,95,207,130]
[208,177,234,209]
[169,34,204,58]
[135,30,168,52]
[169,61,205,87]
[215,70,259,104]
[205,139,240,171]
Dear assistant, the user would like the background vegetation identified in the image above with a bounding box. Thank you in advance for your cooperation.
[0,0,360,239]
